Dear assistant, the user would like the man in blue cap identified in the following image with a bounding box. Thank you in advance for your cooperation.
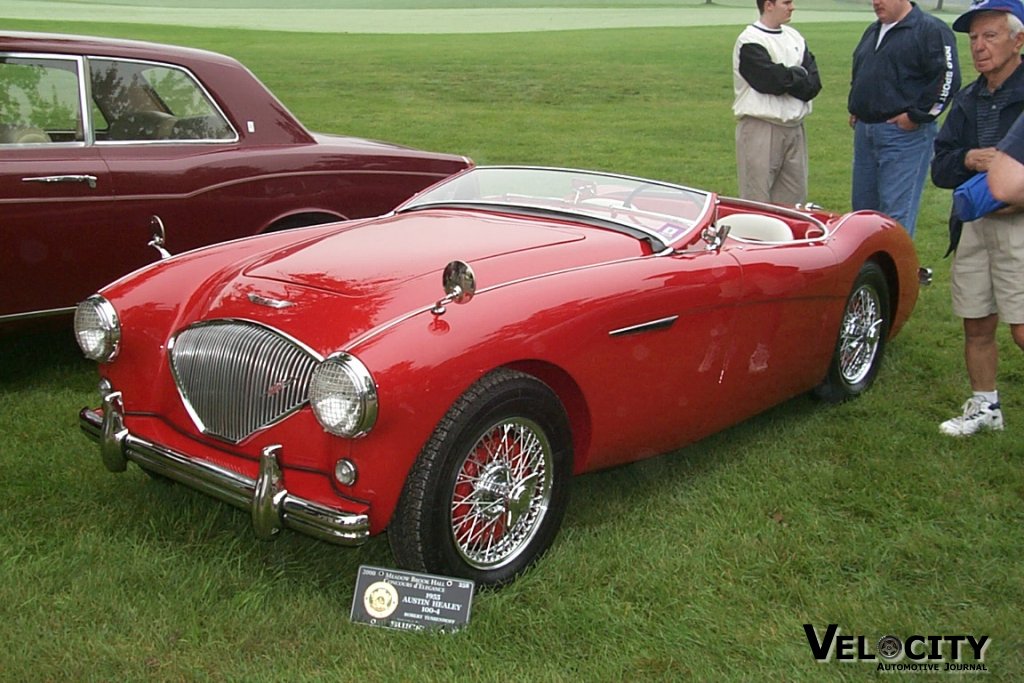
[931,0,1024,436]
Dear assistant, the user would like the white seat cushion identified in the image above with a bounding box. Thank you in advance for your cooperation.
[721,213,792,242]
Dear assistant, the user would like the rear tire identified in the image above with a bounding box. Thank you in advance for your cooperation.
[389,370,572,587]
[814,262,890,403]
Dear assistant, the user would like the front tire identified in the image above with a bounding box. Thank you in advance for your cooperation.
[814,261,891,403]
[389,370,572,587]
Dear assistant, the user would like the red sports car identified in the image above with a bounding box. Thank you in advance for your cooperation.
[76,166,919,586]
[0,31,470,324]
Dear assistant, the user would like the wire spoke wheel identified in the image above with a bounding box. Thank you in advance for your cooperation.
[814,261,890,403]
[450,418,553,570]
[389,370,571,587]
[838,284,883,385]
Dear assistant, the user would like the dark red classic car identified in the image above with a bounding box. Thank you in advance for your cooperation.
[77,166,919,587]
[0,31,470,323]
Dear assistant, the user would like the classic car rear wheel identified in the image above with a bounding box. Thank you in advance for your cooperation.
[389,369,572,587]
[815,261,891,403]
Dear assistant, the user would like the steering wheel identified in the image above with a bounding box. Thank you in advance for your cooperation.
[623,182,657,208]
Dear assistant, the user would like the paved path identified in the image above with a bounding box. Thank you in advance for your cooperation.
[1,1,880,33]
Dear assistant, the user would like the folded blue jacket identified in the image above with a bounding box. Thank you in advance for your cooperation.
[953,172,1006,222]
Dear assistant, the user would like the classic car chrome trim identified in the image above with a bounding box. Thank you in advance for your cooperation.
[432,260,476,315]
[0,306,76,322]
[406,200,674,252]
[400,166,715,249]
[79,402,369,546]
[99,390,129,472]
[168,319,323,444]
[148,216,172,259]
[344,252,662,353]
[252,445,287,539]
[608,315,679,338]
[718,196,830,240]
[22,174,98,189]
[1,52,91,144]
[247,293,294,309]
[309,353,379,438]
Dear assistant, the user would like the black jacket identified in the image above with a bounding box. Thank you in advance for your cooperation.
[738,41,821,103]
[848,3,960,124]
[932,58,1024,189]
[931,58,1024,254]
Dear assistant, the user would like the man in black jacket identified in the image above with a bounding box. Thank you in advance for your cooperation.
[930,0,1024,436]
[849,0,960,238]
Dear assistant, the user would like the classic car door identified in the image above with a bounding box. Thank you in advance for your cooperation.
[570,247,746,470]
[573,233,838,471]
[716,236,840,418]
[0,54,117,319]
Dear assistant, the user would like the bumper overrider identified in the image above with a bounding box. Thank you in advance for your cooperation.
[79,390,369,546]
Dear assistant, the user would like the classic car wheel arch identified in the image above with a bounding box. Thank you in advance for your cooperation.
[503,359,593,474]
[388,368,573,586]
[868,251,900,331]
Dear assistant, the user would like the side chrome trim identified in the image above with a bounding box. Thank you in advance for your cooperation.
[22,174,98,188]
[79,400,369,546]
[608,315,679,338]
[345,252,665,353]
[0,306,76,323]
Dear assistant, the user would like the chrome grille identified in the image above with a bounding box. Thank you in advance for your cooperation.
[170,321,319,443]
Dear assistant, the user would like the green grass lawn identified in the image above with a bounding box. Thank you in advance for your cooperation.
[1,12,1022,682]
[0,0,938,33]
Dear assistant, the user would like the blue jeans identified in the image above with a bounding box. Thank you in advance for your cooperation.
[851,120,937,239]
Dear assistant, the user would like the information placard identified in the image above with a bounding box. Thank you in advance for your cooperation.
[350,565,475,632]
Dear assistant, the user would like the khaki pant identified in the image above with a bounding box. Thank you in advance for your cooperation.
[735,116,808,206]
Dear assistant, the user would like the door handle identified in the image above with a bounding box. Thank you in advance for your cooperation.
[22,174,98,189]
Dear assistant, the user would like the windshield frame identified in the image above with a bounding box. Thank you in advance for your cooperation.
[398,166,716,251]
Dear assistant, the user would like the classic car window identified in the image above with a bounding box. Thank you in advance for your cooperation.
[401,167,714,248]
[90,59,234,142]
[0,56,83,144]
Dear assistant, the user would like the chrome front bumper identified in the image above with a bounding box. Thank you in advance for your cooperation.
[79,391,369,546]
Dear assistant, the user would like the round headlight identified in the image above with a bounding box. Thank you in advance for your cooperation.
[309,354,377,437]
[74,295,121,362]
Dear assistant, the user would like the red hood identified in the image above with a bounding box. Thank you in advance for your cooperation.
[242,208,624,297]
[102,207,647,360]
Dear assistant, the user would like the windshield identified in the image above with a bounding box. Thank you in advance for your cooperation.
[400,166,714,249]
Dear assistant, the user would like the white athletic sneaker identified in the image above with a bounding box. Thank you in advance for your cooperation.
[939,397,1004,436]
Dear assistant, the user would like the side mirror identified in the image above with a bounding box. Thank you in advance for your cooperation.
[701,222,730,251]
[432,260,476,315]
[148,215,172,259]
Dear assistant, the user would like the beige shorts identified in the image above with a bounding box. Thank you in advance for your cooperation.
[951,212,1024,323]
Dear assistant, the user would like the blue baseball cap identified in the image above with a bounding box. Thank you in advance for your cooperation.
[952,0,1024,32]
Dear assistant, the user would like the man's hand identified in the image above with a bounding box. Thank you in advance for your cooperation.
[965,147,998,173]
[887,112,919,131]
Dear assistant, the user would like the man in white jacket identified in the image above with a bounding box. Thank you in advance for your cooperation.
[733,0,822,205]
